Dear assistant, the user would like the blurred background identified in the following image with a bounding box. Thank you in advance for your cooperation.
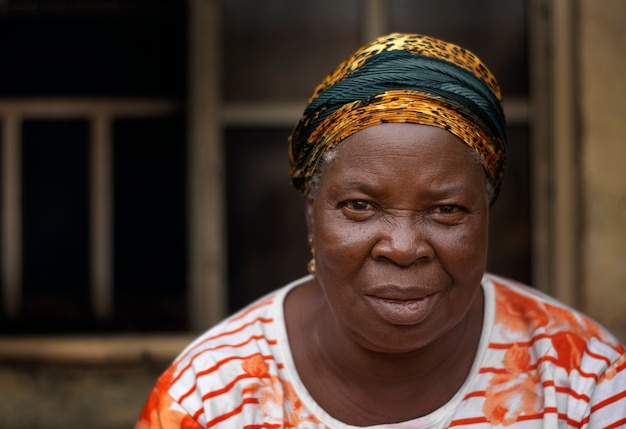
[0,0,624,427]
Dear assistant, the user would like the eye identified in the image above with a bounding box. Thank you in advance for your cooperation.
[431,204,465,224]
[340,199,375,220]
[434,205,458,215]
[345,200,371,211]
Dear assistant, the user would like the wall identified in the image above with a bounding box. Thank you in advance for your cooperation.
[0,335,190,429]
[579,0,626,341]
[0,361,164,429]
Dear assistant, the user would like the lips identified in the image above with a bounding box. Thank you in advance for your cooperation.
[365,289,439,326]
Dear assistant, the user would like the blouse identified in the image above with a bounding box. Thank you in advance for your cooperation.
[136,274,626,429]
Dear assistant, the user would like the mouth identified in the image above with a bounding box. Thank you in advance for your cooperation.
[365,291,439,326]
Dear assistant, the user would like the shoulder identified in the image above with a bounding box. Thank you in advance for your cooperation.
[485,274,620,342]
[170,285,288,388]
[135,287,286,429]
[469,274,626,426]
[151,279,307,427]
[483,272,625,376]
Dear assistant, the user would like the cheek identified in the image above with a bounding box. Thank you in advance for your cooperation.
[429,221,489,276]
[313,215,375,270]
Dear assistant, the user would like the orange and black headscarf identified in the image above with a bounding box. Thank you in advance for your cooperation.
[288,33,507,205]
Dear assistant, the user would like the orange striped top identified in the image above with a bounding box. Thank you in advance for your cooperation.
[136,274,626,429]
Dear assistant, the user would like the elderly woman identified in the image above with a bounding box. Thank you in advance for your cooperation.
[136,34,626,428]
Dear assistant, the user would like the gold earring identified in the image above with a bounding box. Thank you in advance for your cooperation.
[307,237,316,276]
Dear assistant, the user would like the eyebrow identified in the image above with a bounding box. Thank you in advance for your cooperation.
[336,180,476,198]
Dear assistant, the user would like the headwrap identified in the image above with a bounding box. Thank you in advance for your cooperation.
[288,33,507,205]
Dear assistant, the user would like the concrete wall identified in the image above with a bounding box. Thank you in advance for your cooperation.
[579,0,626,341]
[0,361,164,429]
[0,335,190,429]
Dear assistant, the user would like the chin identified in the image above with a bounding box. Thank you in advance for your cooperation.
[350,323,452,355]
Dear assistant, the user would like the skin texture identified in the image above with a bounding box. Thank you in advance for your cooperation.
[285,123,490,425]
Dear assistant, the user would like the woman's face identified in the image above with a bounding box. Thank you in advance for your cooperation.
[306,123,490,353]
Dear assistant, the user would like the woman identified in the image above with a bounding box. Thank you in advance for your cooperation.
[136,34,626,428]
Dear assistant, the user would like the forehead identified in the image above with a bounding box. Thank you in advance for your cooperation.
[333,123,476,167]
[317,123,487,196]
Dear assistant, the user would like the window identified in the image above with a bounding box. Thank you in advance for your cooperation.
[0,1,187,333]
[1,0,532,334]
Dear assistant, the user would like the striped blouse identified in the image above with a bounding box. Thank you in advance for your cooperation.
[136,274,626,428]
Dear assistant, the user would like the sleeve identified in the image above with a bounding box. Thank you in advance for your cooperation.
[585,353,626,428]
[135,365,204,429]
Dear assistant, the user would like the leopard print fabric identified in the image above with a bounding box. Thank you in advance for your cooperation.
[288,33,507,205]
[309,33,502,103]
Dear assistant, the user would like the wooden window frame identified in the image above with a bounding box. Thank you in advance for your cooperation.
[1,0,578,363]
[1,98,178,322]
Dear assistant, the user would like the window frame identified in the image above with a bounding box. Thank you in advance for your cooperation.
[0,0,579,362]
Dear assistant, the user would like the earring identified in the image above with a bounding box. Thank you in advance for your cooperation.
[307,258,316,276]
[307,237,316,276]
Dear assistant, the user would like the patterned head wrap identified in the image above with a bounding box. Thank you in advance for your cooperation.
[288,33,507,205]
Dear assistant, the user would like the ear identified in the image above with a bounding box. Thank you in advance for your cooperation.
[305,195,315,243]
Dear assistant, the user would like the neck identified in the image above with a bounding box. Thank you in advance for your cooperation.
[285,280,485,424]
[316,290,483,384]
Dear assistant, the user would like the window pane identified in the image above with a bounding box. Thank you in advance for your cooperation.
[389,0,528,96]
[223,0,360,102]
[225,127,309,313]
[487,125,531,283]
[20,119,91,332]
[0,3,185,97]
[113,115,187,332]
[0,121,3,303]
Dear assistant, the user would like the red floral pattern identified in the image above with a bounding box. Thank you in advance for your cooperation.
[241,354,324,428]
[482,281,625,425]
[136,365,202,429]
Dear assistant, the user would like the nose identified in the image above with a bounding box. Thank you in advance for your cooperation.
[370,217,434,266]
